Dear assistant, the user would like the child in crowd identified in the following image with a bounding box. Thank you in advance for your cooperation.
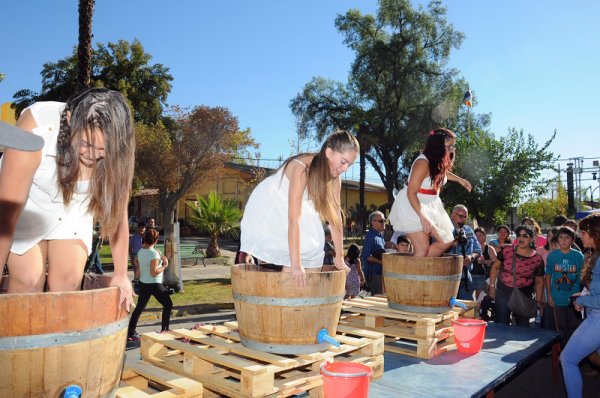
[396,235,413,253]
[344,244,365,299]
[545,226,584,348]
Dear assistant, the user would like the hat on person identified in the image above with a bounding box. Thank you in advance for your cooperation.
[0,121,44,152]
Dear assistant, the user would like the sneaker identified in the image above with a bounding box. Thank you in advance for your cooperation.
[127,333,140,342]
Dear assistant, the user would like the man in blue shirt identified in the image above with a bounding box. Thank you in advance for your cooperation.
[545,226,584,347]
[361,211,387,295]
[446,205,482,300]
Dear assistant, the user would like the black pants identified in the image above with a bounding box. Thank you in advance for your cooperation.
[494,281,534,327]
[128,282,173,335]
[553,305,582,348]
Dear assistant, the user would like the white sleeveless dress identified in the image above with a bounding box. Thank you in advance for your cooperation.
[388,154,454,243]
[0,102,94,255]
[240,160,325,268]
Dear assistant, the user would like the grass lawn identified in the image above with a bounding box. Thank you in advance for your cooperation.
[138,278,233,310]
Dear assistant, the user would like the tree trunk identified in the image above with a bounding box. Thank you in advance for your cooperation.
[206,232,220,258]
[358,126,367,232]
[159,193,179,287]
[77,0,95,91]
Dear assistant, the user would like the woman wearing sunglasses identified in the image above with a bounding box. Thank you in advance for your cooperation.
[488,224,545,326]
[389,128,471,257]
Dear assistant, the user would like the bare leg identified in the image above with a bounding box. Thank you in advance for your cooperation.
[408,232,431,257]
[47,239,88,291]
[427,227,455,257]
[427,240,455,257]
[7,241,48,293]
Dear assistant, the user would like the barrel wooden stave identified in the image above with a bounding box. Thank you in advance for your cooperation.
[383,253,463,313]
[0,285,128,397]
[232,264,346,354]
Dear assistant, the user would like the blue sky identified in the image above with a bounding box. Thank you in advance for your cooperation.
[1,1,599,185]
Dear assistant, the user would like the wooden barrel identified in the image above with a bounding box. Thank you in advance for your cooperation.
[0,281,129,397]
[382,253,463,313]
[231,264,346,354]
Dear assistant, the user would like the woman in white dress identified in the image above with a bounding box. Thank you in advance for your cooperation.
[0,88,135,310]
[389,128,471,257]
[241,130,359,288]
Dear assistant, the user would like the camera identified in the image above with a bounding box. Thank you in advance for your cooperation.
[456,227,468,246]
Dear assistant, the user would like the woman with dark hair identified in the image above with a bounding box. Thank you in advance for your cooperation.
[488,224,545,326]
[389,128,471,257]
[127,228,172,340]
[560,214,600,398]
[489,225,512,253]
[240,130,358,287]
[0,88,135,310]
[344,243,364,299]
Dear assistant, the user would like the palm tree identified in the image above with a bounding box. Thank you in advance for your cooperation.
[187,192,242,258]
[77,0,95,91]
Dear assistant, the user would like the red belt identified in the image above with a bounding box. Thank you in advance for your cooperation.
[418,188,439,195]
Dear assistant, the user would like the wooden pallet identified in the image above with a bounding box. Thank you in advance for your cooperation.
[140,323,384,398]
[116,361,203,397]
[340,296,469,359]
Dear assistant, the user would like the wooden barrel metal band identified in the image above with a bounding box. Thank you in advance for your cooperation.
[0,317,129,350]
[240,338,331,355]
[232,292,345,306]
[383,271,462,282]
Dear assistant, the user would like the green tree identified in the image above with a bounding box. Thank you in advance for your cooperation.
[442,126,556,229]
[12,39,173,124]
[187,192,242,258]
[291,0,466,227]
[135,105,257,240]
[518,179,567,226]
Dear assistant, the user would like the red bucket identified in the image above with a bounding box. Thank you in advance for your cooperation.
[320,361,373,398]
[452,318,487,354]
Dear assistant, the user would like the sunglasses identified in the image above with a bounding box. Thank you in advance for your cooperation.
[517,233,531,238]
[374,219,386,224]
[445,144,456,151]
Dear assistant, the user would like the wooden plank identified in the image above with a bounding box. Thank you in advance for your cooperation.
[116,362,203,398]
[170,329,299,367]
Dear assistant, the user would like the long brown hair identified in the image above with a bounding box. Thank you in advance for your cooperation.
[422,128,456,190]
[283,130,359,229]
[56,88,135,238]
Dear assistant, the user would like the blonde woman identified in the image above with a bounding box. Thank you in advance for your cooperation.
[0,88,135,310]
[240,130,358,287]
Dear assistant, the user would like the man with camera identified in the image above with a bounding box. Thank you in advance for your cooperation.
[446,205,482,300]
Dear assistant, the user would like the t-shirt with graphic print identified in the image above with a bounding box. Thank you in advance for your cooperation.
[497,245,545,290]
[545,248,584,307]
